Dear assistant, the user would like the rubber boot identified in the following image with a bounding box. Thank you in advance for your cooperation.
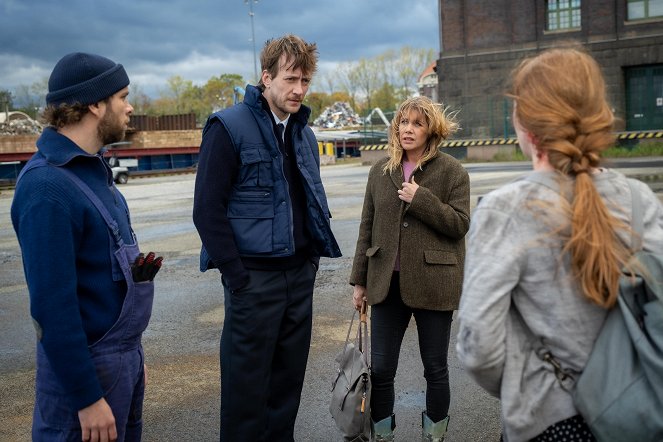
[372,414,395,442]
[422,412,449,442]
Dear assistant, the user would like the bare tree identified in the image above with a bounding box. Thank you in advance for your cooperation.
[163,75,192,112]
[337,61,360,111]
[376,49,398,88]
[316,71,338,95]
[353,58,381,114]
[394,47,435,100]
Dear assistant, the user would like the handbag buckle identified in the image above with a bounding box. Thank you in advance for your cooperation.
[537,349,575,392]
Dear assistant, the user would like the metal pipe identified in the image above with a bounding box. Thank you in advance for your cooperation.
[245,0,259,83]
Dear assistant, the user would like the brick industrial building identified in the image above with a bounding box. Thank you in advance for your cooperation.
[436,0,663,138]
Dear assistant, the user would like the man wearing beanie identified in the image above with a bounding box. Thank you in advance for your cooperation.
[11,52,155,442]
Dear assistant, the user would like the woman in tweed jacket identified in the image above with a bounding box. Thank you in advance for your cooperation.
[349,96,470,441]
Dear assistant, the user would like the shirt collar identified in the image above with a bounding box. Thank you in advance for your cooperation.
[271,111,290,128]
[36,127,101,166]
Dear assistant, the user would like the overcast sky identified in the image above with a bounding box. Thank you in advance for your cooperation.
[0,0,439,98]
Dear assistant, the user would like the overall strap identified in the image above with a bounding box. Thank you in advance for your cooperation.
[55,167,125,247]
[16,156,48,182]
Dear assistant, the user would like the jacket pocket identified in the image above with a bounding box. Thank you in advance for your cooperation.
[424,250,457,265]
[227,189,274,254]
[366,246,381,257]
[238,144,273,187]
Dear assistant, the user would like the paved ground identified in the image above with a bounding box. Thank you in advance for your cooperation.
[1,159,661,441]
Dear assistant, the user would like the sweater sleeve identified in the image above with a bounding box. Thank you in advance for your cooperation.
[192,120,249,291]
[12,176,104,410]
[456,202,523,397]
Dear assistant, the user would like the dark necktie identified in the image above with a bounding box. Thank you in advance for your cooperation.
[277,123,285,143]
[277,123,287,156]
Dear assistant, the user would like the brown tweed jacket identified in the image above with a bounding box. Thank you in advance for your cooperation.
[349,152,470,311]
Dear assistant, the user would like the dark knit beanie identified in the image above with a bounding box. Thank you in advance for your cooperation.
[46,52,130,106]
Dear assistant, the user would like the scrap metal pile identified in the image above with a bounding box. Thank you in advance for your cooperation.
[313,102,362,129]
[0,118,43,135]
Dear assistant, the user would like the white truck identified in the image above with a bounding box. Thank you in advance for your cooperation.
[108,157,138,184]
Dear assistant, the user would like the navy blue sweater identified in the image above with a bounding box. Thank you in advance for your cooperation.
[11,128,133,410]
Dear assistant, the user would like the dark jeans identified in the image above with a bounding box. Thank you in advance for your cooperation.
[370,272,453,423]
[219,262,317,442]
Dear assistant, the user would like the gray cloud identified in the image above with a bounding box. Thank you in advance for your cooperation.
[0,0,438,97]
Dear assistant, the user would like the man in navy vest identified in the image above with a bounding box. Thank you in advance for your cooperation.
[193,34,341,441]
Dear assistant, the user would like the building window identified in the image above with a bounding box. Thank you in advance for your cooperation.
[628,0,663,20]
[546,0,581,31]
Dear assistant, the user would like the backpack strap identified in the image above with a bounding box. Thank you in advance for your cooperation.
[626,179,643,251]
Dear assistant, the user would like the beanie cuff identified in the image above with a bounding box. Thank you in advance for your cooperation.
[46,64,129,106]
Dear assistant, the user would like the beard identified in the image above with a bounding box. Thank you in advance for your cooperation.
[98,108,127,146]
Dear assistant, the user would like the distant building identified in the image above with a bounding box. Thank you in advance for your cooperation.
[437,0,663,138]
[418,61,439,102]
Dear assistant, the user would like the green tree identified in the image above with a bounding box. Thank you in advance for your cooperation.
[0,89,13,112]
[305,91,332,121]
[330,91,352,104]
[11,78,47,118]
[203,73,244,111]
[372,82,398,115]
[161,75,192,113]
[3,44,435,126]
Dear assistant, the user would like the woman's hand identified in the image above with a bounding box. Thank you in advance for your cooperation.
[398,177,420,203]
[352,285,367,311]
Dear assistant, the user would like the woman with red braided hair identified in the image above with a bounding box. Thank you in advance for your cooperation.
[456,47,663,441]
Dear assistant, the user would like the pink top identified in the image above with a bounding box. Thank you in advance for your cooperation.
[394,160,417,271]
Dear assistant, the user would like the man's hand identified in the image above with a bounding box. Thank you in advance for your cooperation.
[352,285,367,311]
[78,398,117,442]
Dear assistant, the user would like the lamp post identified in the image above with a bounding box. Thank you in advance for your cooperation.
[244,0,259,83]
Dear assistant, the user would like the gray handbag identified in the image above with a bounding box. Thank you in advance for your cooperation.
[330,301,371,441]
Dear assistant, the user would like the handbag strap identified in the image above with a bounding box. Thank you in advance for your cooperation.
[342,300,370,366]
[343,309,357,348]
[359,300,369,364]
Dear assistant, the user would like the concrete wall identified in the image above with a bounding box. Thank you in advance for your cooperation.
[0,135,38,155]
[0,131,339,166]
[127,130,201,149]
[0,130,203,157]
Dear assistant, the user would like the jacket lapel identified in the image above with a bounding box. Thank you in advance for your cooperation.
[389,166,403,190]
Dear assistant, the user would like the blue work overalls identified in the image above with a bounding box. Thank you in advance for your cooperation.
[20,159,154,442]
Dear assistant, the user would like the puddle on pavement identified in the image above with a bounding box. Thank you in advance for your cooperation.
[197,306,224,324]
[311,315,358,347]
